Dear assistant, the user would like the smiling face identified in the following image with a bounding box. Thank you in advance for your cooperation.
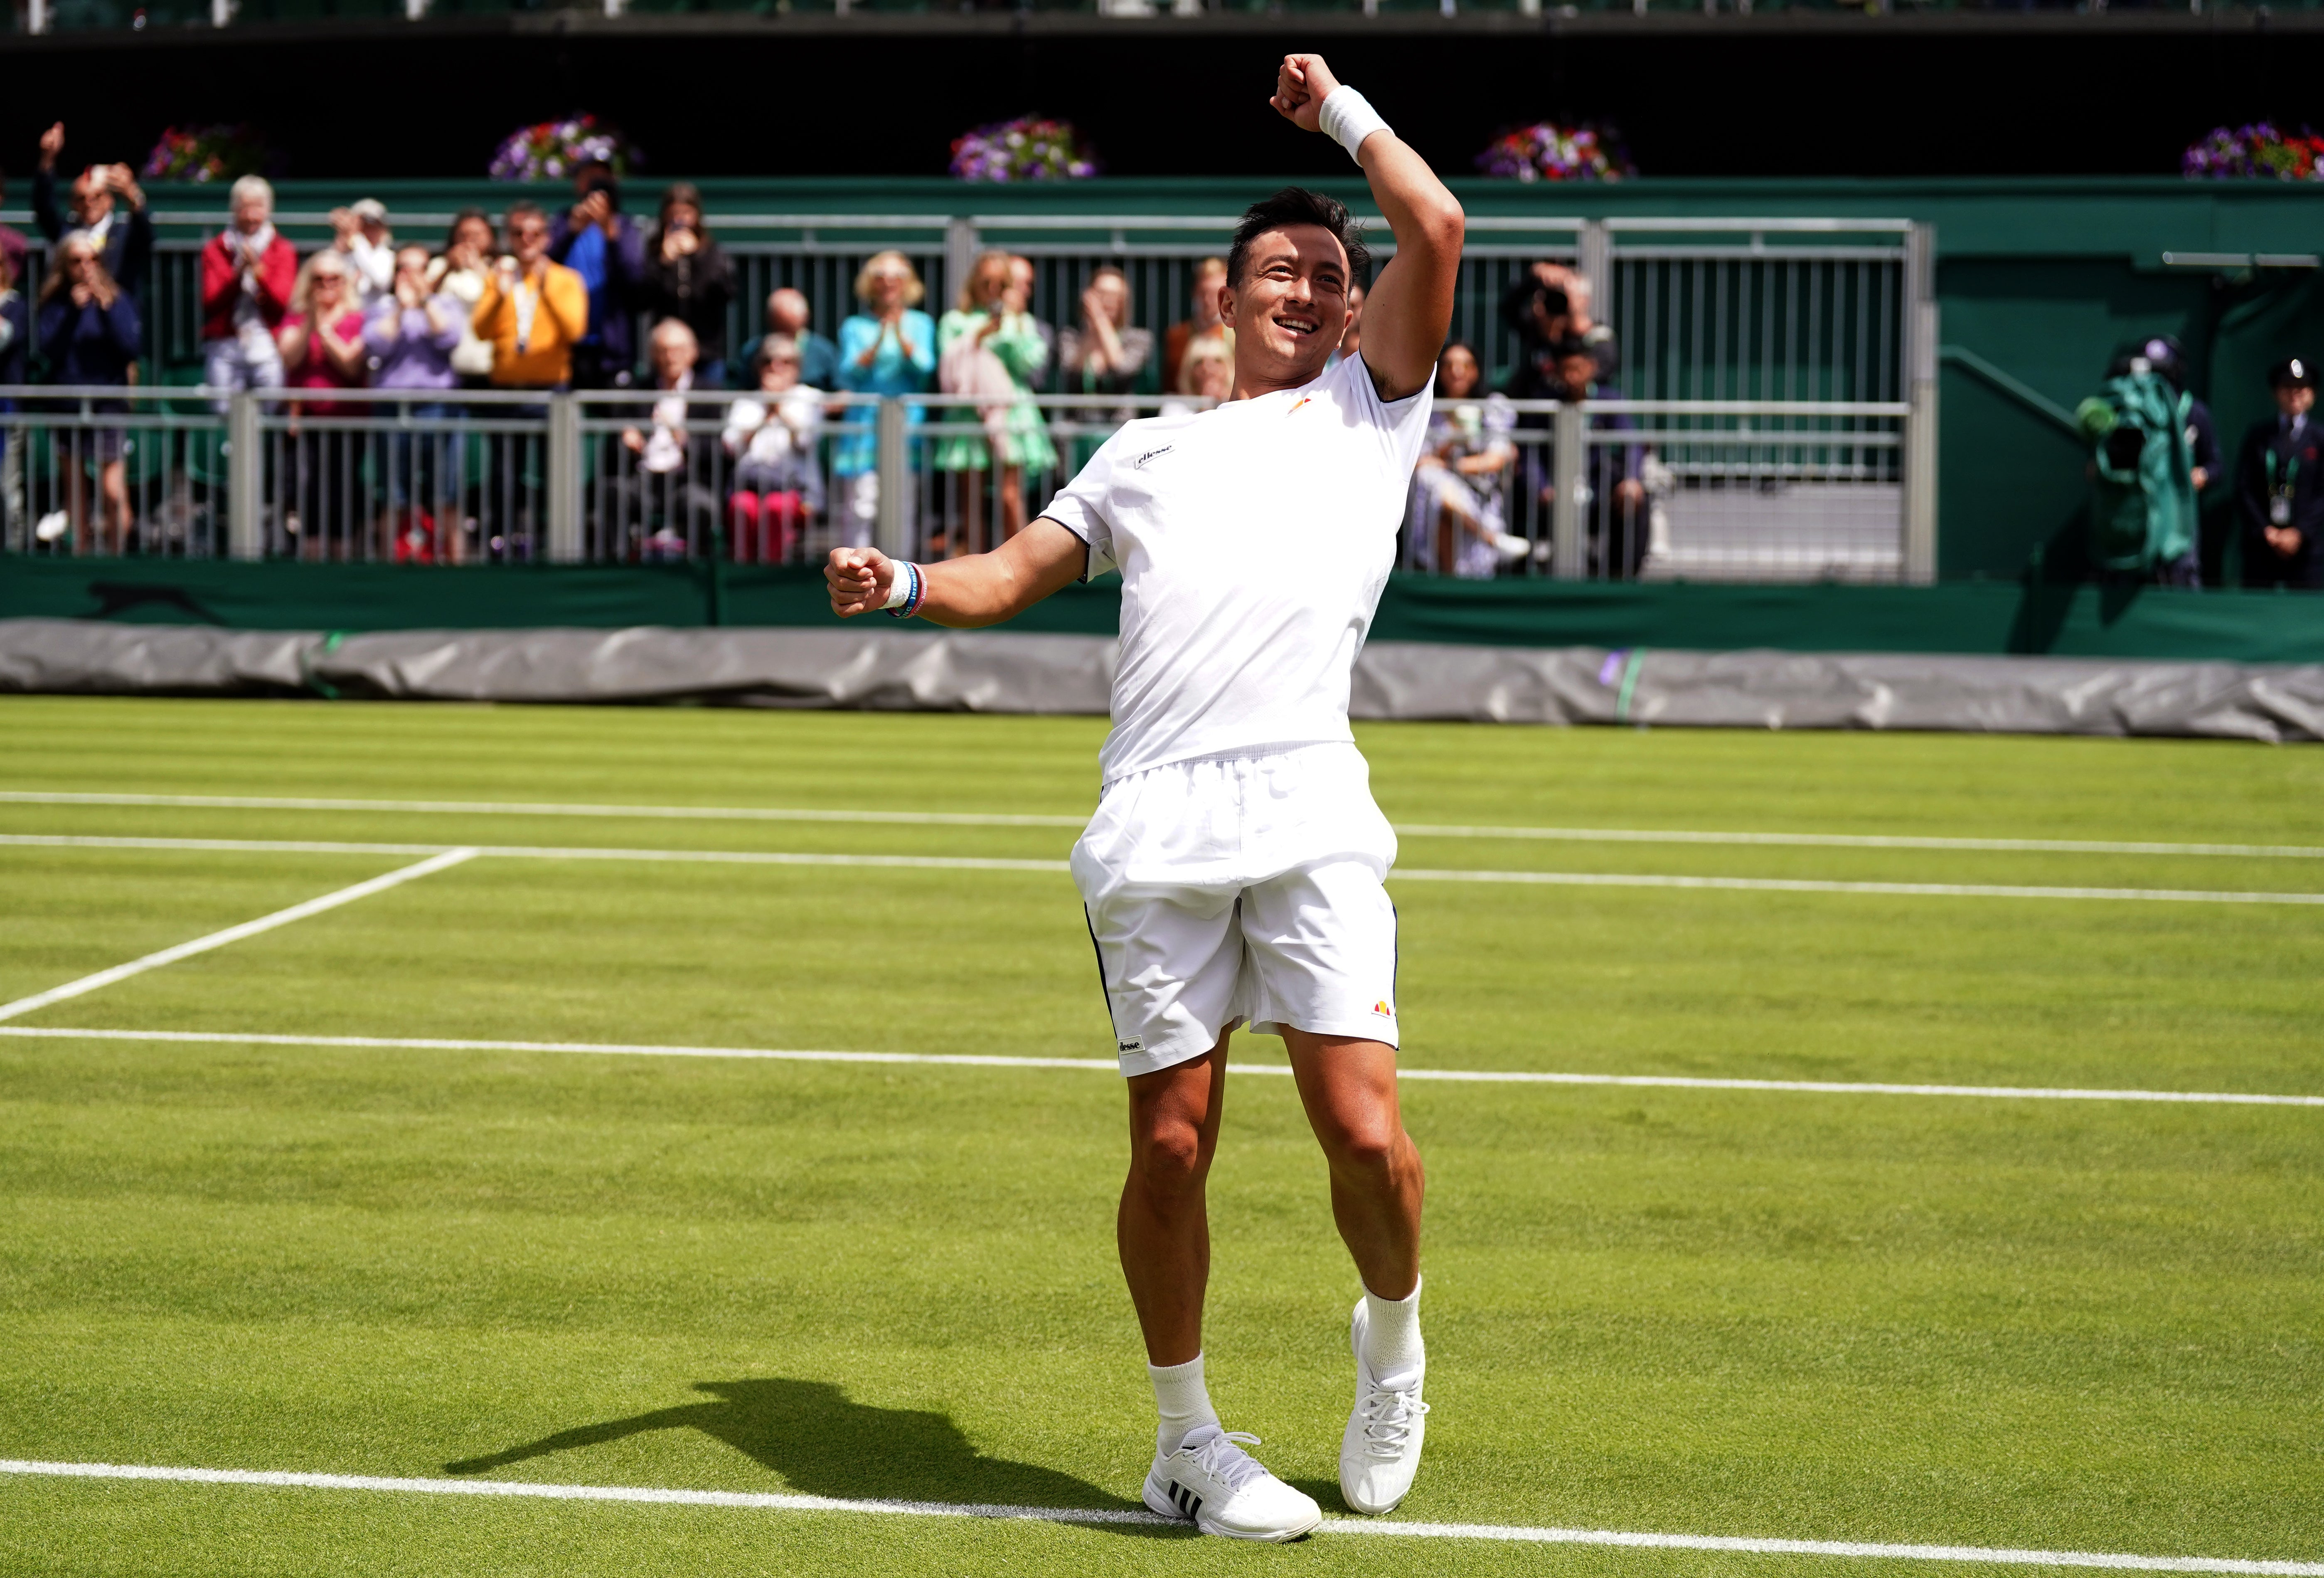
[232,194,271,235]
[508,213,550,269]
[1438,345,1479,400]
[308,259,349,311]
[1221,224,1351,395]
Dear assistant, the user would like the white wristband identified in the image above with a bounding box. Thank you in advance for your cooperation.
[880,561,914,610]
[1318,85,1391,166]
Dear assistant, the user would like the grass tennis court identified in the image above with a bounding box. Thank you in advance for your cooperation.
[0,695,2319,1576]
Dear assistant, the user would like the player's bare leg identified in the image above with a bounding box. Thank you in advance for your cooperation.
[1119,1036,1229,1367]
[1285,1030,1430,1514]
[1121,1034,1324,1539]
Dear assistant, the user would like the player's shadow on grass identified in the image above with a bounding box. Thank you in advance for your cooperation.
[443,1378,1185,1539]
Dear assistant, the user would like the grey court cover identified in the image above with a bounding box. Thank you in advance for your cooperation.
[3,617,2321,743]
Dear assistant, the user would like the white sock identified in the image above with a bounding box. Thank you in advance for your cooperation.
[1149,1354,1221,1457]
[1361,1276,1424,1386]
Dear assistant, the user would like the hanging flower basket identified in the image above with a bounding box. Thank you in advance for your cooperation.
[1475,121,1636,183]
[142,124,270,184]
[949,115,1101,182]
[488,116,644,183]
[2182,123,2324,180]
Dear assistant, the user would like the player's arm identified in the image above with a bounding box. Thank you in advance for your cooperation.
[1271,54,1463,401]
[826,520,1088,628]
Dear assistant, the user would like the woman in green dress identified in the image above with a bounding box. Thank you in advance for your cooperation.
[935,249,1055,553]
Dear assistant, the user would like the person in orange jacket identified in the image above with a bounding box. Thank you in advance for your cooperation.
[471,202,587,392]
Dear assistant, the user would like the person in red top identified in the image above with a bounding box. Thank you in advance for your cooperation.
[199,175,297,405]
[276,251,369,555]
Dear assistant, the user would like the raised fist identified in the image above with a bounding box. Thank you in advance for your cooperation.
[1269,54,1343,134]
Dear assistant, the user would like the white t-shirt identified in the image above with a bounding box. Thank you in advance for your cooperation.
[1040,351,1432,784]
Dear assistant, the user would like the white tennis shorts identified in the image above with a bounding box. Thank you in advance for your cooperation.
[1070,742,1401,1078]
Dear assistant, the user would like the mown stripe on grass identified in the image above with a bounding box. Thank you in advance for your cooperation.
[8,790,2322,862]
[5,1027,2319,1108]
[5,834,2324,906]
[0,1459,2315,1572]
[0,851,479,1024]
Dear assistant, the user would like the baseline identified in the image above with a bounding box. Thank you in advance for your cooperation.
[6,791,2319,861]
[4,1026,2318,1108]
[5,835,2324,905]
[2,1459,2317,1573]
[0,850,479,1024]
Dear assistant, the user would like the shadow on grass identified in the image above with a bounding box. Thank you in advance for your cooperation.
[443,1377,1186,1539]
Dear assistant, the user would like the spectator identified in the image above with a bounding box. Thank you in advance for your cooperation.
[1162,256,1227,395]
[1549,336,1647,579]
[1410,342,1523,578]
[198,175,296,402]
[1159,329,1233,414]
[739,286,837,391]
[723,333,825,564]
[0,247,28,543]
[2233,355,2324,591]
[1008,256,1059,389]
[832,249,936,549]
[36,233,140,555]
[473,204,587,391]
[278,251,370,555]
[549,160,646,389]
[934,249,1054,553]
[639,182,736,387]
[609,317,719,558]
[0,160,27,309]
[331,199,396,310]
[426,208,499,388]
[365,243,466,560]
[1058,264,1152,406]
[32,123,154,306]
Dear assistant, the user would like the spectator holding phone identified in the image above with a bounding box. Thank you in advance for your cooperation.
[37,233,140,555]
[32,123,154,306]
[549,160,646,388]
[639,182,736,387]
[198,175,296,402]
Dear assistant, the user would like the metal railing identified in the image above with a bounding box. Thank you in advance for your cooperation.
[0,386,1917,582]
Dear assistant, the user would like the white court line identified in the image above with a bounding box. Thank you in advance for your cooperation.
[4,833,2322,906]
[5,790,2319,861]
[2,1460,2316,1573]
[4,1027,2318,1108]
[0,850,478,1023]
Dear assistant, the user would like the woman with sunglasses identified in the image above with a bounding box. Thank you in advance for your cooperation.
[832,250,935,550]
[277,251,370,557]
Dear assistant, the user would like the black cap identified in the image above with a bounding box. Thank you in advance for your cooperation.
[2269,356,2315,390]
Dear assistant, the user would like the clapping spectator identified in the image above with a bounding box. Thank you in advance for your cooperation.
[198,175,296,402]
[934,249,1054,553]
[609,318,719,557]
[1059,265,1152,404]
[723,334,825,564]
[32,123,154,307]
[1410,343,1522,577]
[1162,256,1227,396]
[365,243,466,559]
[278,252,369,554]
[331,199,396,310]
[1159,330,1233,414]
[425,208,498,387]
[832,249,935,549]
[739,287,837,390]
[549,161,646,389]
[639,182,736,387]
[36,233,140,555]
[473,204,587,392]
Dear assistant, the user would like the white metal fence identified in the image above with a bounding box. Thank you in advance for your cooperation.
[0,209,1935,581]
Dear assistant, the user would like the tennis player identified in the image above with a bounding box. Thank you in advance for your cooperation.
[827,53,1460,1541]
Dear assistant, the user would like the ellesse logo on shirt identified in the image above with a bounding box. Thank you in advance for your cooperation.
[1133,445,1174,469]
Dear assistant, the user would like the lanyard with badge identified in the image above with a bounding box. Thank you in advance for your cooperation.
[2267,445,2298,526]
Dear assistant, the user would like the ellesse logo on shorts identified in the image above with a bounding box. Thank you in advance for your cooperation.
[1118,1037,1145,1054]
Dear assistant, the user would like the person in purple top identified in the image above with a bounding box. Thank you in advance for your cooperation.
[363,244,469,560]
[36,230,140,555]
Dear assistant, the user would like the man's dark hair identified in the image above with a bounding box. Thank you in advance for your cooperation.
[505,200,547,231]
[1226,187,1368,287]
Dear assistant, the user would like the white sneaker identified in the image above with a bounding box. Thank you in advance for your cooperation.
[1142,1425,1322,1541]
[1339,1297,1430,1514]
